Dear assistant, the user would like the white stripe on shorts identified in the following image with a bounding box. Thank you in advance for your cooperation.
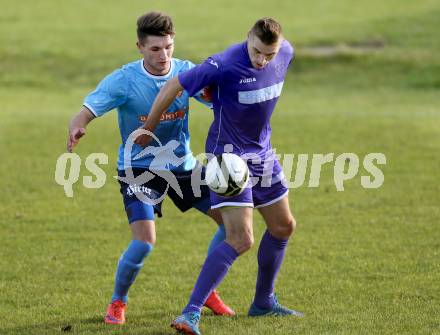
[254,190,289,209]
[211,202,254,209]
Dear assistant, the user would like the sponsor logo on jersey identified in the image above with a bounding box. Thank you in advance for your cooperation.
[239,77,257,84]
[157,80,167,88]
[139,109,186,123]
[208,59,219,68]
[126,184,152,196]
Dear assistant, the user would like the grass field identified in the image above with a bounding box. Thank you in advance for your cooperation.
[1,0,439,334]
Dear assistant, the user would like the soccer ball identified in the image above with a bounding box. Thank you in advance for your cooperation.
[205,153,249,197]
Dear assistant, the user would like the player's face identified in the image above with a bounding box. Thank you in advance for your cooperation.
[137,34,174,75]
[247,33,282,70]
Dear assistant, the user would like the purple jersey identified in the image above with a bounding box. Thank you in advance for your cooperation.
[179,40,294,164]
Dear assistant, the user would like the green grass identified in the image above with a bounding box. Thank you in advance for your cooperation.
[1,0,439,334]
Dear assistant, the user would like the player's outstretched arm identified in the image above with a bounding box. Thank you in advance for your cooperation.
[135,77,184,147]
[67,107,95,152]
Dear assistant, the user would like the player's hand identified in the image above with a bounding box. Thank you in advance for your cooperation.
[67,128,86,152]
[133,128,153,147]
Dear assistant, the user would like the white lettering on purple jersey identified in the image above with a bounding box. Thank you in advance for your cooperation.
[238,81,284,104]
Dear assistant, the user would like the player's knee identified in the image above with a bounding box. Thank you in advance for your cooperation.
[135,234,156,245]
[239,234,254,253]
[131,221,156,245]
[287,215,297,236]
[271,215,296,239]
[145,235,156,245]
[227,233,254,254]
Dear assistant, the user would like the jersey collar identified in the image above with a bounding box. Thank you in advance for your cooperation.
[140,59,174,79]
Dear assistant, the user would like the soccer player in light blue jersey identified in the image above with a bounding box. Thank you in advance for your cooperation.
[66,11,234,325]
[138,18,303,335]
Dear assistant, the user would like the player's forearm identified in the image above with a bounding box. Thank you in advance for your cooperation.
[67,107,95,152]
[69,107,95,132]
[142,77,183,132]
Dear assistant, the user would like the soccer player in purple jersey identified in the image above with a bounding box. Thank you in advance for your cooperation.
[136,17,303,335]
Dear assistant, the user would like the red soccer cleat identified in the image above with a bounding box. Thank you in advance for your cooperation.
[104,300,127,325]
[204,290,236,316]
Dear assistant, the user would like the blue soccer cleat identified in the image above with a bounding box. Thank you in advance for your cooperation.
[171,312,201,335]
[248,295,304,317]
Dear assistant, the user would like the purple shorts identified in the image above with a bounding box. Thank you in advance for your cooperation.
[210,159,289,209]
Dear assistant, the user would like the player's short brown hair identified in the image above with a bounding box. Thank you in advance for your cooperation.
[137,11,174,43]
[250,17,282,45]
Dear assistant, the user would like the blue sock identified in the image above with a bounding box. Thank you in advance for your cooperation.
[207,224,226,256]
[183,241,238,314]
[111,240,153,303]
[254,230,288,309]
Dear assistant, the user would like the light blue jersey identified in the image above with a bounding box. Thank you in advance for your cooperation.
[84,58,209,172]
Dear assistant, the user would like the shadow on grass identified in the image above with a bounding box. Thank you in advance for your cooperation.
[2,309,298,334]
[1,314,177,335]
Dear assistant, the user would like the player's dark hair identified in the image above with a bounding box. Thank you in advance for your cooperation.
[250,17,282,45]
[137,11,174,43]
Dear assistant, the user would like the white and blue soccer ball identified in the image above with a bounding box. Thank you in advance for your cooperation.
[205,153,249,197]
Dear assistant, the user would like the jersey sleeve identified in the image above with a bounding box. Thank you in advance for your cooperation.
[178,56,222,97]
[83,69,129,117]
[182,61,213,108]
[285,40,295,65]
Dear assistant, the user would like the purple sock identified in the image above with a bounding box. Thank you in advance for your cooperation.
[183,241,238,314]
[254,230,289,309]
